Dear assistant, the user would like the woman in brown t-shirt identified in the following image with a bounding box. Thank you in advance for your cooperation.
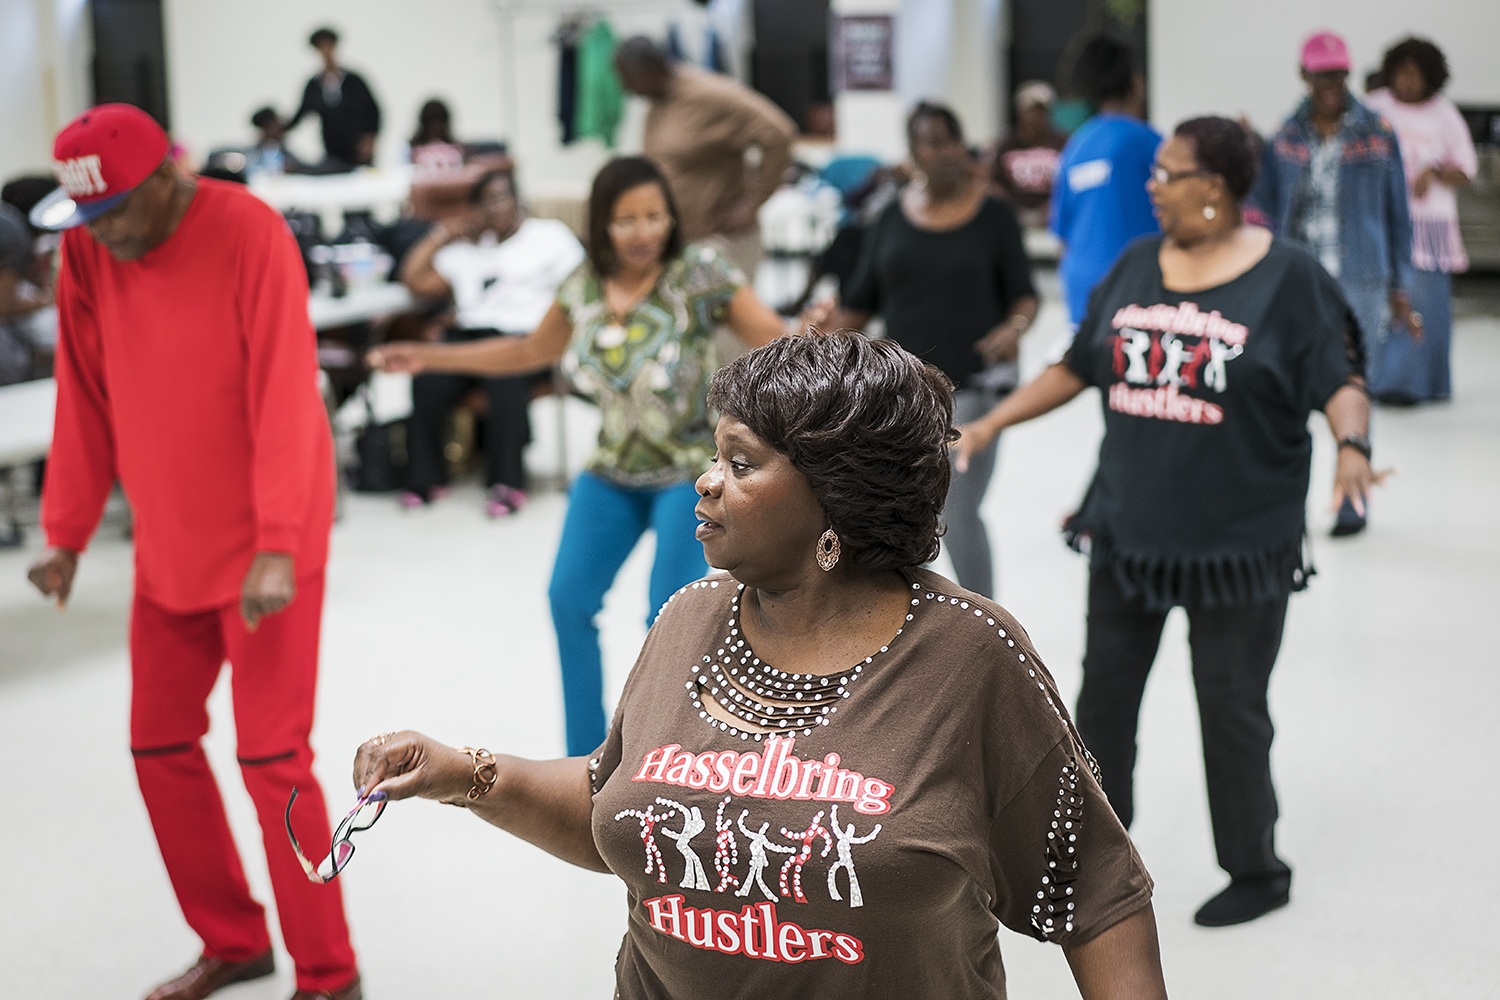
[350,332,1167,999]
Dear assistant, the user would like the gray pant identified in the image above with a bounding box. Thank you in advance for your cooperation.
[1340,277,1387,369]
[942,387,1004,598]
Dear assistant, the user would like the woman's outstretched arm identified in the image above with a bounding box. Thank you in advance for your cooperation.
[952,362,1088,471]
[366,301,573,378]
[724,285,791,349]
[352,731,608,873]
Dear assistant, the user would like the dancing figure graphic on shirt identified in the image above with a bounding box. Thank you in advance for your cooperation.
[1179,336,1213,388]
[1156,333,1194,387]
[1120,329,1152,383]
[779,811,833,904]
[735,810,795,900]
[655,797,711,891]
[711,796,740,893]
[614,805,667,884]
[1204,339,1244,392]
[825,804,882,908]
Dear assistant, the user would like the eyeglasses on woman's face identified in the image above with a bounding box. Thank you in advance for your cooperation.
[1150,164,1211,186]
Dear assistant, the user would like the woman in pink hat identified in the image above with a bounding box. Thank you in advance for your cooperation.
[1249,30,1416,537]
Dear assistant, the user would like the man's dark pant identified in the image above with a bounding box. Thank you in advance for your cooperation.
[1075,569,1293,881]
[407,328,538,493]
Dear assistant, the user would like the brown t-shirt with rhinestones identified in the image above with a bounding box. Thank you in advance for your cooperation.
[588,568,1153,999]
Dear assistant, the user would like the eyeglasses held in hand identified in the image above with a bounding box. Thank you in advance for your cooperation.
[285,787,386,884]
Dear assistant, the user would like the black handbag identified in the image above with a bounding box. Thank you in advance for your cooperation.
[350,388,409,492]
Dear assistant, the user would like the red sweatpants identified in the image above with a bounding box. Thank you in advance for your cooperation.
[129,571,357,992]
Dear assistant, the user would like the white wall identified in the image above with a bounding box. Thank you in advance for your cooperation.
[1,0,91,184]
[162,0,700,200]
[1150,0,1500,136]
[834,0,1004,160]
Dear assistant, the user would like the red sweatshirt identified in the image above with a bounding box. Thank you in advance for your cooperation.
[44,178,333,613]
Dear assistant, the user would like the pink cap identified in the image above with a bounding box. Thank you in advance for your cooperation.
[1300,31,1351,73]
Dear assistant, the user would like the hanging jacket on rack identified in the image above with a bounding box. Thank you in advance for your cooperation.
[558,36,579,144]
[665,23,686,63]
[574,19,623,148]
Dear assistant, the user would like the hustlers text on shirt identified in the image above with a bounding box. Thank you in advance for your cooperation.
[1105,301,1249,425]
[617,736,889,963]
[641,896,865,964]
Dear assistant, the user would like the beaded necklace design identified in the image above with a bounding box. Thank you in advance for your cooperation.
[686,582,917,741]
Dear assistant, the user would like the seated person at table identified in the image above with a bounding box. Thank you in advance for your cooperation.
[398,168,585,515]
[409,99,465,172]
[0,204,45,385]
[1,177,60,368]
[249,106,308,174]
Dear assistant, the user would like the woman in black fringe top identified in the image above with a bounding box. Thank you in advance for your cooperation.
[955,116,1383,929]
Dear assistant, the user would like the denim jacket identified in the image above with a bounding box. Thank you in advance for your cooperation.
[1249,95,1413,291]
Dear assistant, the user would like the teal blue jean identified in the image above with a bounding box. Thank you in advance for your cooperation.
[548,471,707,756]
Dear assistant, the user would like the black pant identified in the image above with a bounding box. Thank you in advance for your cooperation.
[407,329,539,493]
[1076,569,1292,881]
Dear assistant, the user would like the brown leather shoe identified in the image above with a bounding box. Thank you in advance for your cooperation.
[145,950,275,1000]
[289,972,362,1000]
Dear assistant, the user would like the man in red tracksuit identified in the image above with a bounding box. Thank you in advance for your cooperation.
[27,105,361,1000]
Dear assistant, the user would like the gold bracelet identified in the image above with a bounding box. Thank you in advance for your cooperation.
[456,746,498,803]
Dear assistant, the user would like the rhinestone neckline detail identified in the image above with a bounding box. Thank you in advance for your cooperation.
[686,582,912,741]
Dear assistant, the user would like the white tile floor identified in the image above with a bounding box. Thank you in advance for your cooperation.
[2,299,1498,999]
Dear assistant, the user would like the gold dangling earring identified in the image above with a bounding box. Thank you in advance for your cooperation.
[1203,204,1217,220]
[816,528,841,572]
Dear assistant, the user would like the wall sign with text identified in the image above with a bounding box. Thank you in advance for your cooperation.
[832,15,894,92]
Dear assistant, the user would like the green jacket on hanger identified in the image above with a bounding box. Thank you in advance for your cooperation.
[575,19,624,148]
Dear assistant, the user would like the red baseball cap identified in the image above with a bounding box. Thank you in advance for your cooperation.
[1300,31,1352,74]
[30,103,171,231]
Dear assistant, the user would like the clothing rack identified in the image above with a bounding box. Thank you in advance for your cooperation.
[491,0,689,154]
[492,0,692,15]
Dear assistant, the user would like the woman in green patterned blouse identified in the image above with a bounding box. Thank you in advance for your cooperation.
[369,156,786,754]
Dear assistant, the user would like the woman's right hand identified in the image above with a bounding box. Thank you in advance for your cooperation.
[366,341,429,374]
[352,730,474,803]
[950,420,994,474]
[798,297,837,333]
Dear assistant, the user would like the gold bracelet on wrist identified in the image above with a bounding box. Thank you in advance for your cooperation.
[456,746,498,803]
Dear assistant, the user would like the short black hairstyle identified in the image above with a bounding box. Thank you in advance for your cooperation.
[906,101,965,149]
[614,35,672,74]
[1175,116,1259,201]
[2,174,61,235]
[707,331,958,574]
[309,27,339,48]
[1075,35,1136,104]
[469,167,518,205]
[0,204,32,274]
[586,156,683,277]
[250,106,279,130]
[1381,36,1450,97]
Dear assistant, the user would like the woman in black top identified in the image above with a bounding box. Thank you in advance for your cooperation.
[832,102,1037,599]
[287,27,382,169]
[955,117,1383,927]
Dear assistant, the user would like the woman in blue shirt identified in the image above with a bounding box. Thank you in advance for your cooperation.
[1051,36,1161,328]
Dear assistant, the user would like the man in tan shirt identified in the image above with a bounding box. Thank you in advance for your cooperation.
[615,36,795,283]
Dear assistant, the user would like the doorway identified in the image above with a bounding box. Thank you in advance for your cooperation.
[1007,0,1146,132]
[91,0,171,129]
[751,0,831,135]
